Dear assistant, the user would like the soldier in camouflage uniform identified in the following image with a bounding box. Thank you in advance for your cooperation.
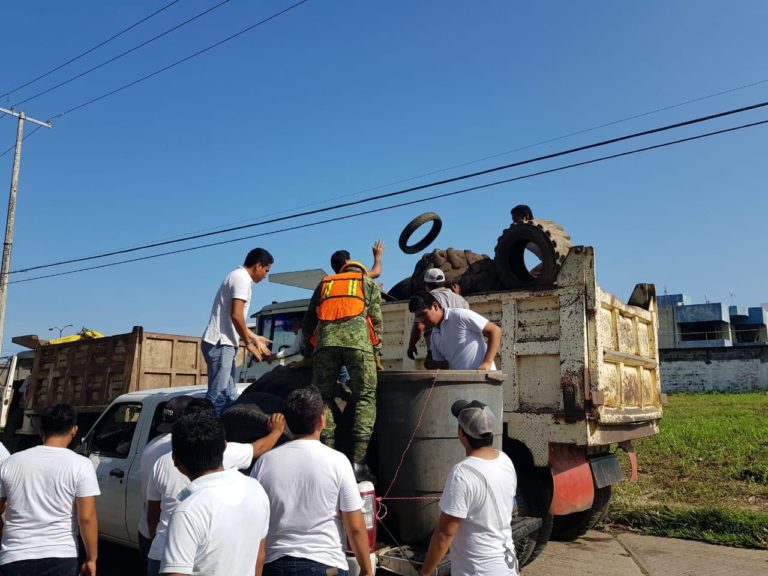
[302,253,382,482]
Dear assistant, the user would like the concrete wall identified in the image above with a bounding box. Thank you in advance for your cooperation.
[660,346,768,393]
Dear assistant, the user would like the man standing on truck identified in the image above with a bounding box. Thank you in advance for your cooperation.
[407,267,469,360]
[160,411,271,576]
[409,291,501,370]
[251,386,373,576]
[0,403,100,576]
[202,247,274,416]
[302,254,382,482]
[419,400,518,576]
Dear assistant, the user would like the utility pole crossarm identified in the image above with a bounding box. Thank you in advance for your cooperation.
[0,106,51,128]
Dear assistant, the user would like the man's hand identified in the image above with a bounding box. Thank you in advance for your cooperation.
[477,361,493,370]
[247,335,272,361]
[268,413,285,435]
[372,239,384,259]
[374,355,385,371]
[80,560,97,576]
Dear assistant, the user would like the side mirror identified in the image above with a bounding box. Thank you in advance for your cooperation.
[74,434,90,456]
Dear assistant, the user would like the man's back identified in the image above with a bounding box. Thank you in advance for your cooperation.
[430,286,469,310]
[0,445,100,564]
[440,452,517,575]
[162,469,269,576]
[252,439,363,568]
[431,308,495,370]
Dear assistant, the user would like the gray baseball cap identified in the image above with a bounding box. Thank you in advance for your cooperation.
[451,399,496,439]
[423,268,446,283]
[156,395,197,433]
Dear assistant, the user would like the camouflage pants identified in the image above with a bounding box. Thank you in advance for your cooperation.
[312,346,377,463]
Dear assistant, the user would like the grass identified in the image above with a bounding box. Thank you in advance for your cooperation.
[603,392,768,549]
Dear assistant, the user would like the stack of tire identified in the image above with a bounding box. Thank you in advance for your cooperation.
[387,217,572,299]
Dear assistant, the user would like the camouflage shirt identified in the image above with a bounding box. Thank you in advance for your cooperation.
[302,268,382,354]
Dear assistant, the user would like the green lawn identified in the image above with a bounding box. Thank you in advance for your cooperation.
[604,392,768,549]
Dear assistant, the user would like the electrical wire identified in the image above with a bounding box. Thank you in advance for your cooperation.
[0,126,43,160]
[13,0,235,108]
[12,98,768,275]
[8,115,767,286]
[0,0,184,99]
[46,0,310,121]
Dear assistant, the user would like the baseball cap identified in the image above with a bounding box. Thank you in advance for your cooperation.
[156,395,197,433]
[423,268,446,283]
[451,399,496,439]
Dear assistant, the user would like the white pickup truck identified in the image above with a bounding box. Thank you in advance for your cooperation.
[78,384,378,575]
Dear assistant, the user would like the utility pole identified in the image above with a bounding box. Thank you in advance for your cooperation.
[0,106,52,356]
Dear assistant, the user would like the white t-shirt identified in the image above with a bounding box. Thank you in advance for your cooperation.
[148,441,254,560]
[0,445,101,565]
[251,439,364,569]
[431,308,497,370]
[161,469,269,576]
[439,452,518,576]
[137,433,171,538]
[0,442,10,463]
[202,267,252,347]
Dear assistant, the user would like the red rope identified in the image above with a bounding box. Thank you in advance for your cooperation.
[381,370,440,500]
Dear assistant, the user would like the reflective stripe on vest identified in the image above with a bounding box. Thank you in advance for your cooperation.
[316,271,366,321]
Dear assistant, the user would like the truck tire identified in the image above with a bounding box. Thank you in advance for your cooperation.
[514,482,553,567]
[550,485,612,541]
[221,392,293,444]
[398,212,442,254]
[494,219,571,288]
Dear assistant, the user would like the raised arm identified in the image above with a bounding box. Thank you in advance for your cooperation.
[368,239,384,279]
[250,413,286,458]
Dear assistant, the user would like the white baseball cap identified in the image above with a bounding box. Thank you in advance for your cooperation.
[451,399,496,439]
[423,268,446,283]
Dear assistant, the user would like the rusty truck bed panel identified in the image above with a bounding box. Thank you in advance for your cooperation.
[26,327,246,414]
[380,247,662,465]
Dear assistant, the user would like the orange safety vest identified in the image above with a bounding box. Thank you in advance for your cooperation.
[310,268,381,347]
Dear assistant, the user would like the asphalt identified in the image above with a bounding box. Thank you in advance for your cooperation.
[523,530,768,576]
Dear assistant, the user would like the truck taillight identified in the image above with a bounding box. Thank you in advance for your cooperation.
[348,481,377,552]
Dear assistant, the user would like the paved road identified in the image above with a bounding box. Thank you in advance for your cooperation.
[98,530,768,575]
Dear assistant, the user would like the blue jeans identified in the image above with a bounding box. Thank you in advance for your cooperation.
[0,557,78,576]
[202,341,237,416]
[264,556,349,576]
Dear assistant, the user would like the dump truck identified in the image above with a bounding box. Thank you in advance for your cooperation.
[0,326,246,450]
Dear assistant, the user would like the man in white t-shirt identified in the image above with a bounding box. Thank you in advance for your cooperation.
[160,411,270,576]
[252,386,373,576]
[146,405,284,576]
[409,291,501,370]
[419,399,518,576]
[137,395,201,573]
[202,247,274,415]
[0,403,100,576]
[407,268,470,360]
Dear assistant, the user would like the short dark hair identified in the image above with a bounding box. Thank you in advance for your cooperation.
[511,204,533,220]
[244,248,274,268]
[330,250,350,274]
[185,398,214,416]
[40,403,78,437]
[465,432,494,449]
[172,412,226,477]
[409,291,439,313]
[285,386,325,436]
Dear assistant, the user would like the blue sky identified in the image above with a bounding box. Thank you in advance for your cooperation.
[1,1,766,353]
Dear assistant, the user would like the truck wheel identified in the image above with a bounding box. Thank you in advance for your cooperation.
[550,485,612,541]
[398,212,442,254]
[514,488,553,567]
[494,219,571,288]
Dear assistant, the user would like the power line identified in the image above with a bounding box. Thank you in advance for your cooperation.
[13,0,235,108]
[9,115,768,285]
[47,0,311,121]
[13,97,768,275]
[0,0,184,99]
[0,126,43,160]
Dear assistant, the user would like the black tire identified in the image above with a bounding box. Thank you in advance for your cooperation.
[398,212,442,254]
[550,485,612,541]
[386,277,412,300]
[494,219,571,288]
[221,392,292,444]
[514,484,553,567]
[239,365,312,399]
